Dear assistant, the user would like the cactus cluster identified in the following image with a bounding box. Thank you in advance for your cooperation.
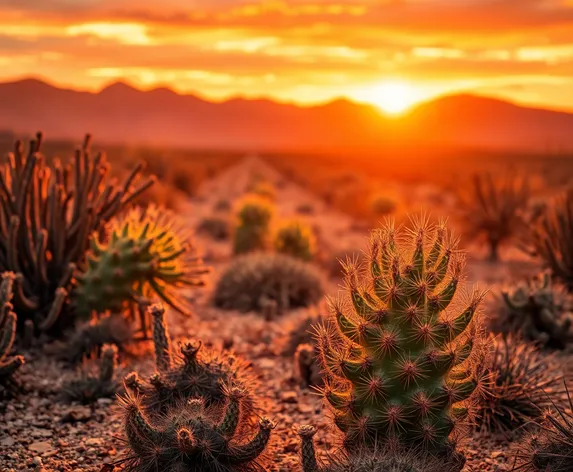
[214,253,324,314]
[530,188,573,291]
[61,344,119,404]
[73,205,208,333]
[0,132,154,334]
[119,385,275,472]
[0,272,24,398]
[316,218,485,456]
[274,220,316,261]
[233,195,274,254]
[461,171,529,261]
[125,304,257,416]
[497,272,572,348]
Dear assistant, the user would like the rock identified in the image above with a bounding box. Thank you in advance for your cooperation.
[86,437,104,447]
[1,436,15,447]
[280,391,298,404]
[28,441,53,454]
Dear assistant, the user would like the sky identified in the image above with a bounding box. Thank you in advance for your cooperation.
[2,0,573,112]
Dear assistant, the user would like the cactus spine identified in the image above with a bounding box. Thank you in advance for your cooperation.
[0,272,24,397]
[316,218,485,456]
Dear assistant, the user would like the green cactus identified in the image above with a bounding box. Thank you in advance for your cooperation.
[316,218,486,456]
[274,220,316,261]
[497,272,572,348]
[124,304,258,417]
[61,344,119,404]
[73,205,208,329]
[233,195,274,254]
[118,384,275,472]
[0,272,24,398]
[296,425,464,472]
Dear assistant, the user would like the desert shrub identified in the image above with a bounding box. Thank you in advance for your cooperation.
[0,132,154,335]
[460,170,530,261]
[493,272,573,349]
[369,193,398,218]
[213,253,324,313]
[316,217,487,459]
[474,335,563,434]
[514,383,573,472]
[530,188,573,291]
[198,216,230,241]
[274,220,316,261]
[232,195,274,254]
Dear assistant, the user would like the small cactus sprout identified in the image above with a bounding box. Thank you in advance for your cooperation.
[294,344,322,388]
[124,304,257,416]
[317,218,486,456]
[530,188,573,292]
[233,195,274,254]
[119,385,275,472]
[514,382,573,472]
[274,220,316,261]
[0,272,24,398]
[214,253,324,314]
[474,335,564,434]
[496,272,572,349]
[61,344,119,404]
[296,425,464,472]
[73,204,208,322]
[461,170,529,262]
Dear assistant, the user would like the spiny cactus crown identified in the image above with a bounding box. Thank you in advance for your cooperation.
[119,384,275,472]
[317,218,486,453]
[274,220,316,261]
[124,304,257,416]
[73,204,208,319]
[0,272,24,396]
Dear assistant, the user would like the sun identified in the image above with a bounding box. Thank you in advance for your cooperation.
[369,81,418,115]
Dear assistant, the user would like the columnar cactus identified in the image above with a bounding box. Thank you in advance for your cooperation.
[0,272,24,398]
[497,272,572,348]
[119,385,275,472]
[274,220,316,261]
[316,218,486,456]
[0,132,154,334]
[233,195,274,254]
[124,304,257,416]
[73,205,208,330]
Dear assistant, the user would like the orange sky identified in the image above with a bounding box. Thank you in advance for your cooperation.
[2,0,573,111]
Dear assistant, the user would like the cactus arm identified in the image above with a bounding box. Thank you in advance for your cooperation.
[228,417,275,463]
[297,425,321,472]
[150,304,172,372]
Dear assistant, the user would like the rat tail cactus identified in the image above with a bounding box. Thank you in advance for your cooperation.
[73,205,208,328]
[119,383,275,472]
[0,272,24,397]
[316,217,487,457]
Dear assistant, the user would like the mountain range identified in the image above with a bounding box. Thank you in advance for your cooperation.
[0,78,572,152]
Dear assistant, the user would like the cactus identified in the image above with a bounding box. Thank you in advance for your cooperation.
[316,218,486,456]
[296,425,464,472]
[530,188,573,291]
[294,344,322,389]
[513,382,573,472]
[214,253,324,314]
[369,193,397,218]
[0,132,154,334]
[283,308,324,356]
[461,170,529,261]
[61,344,119,404]
[496,272,572,349]
[0,272,24,398]
[124,304,257,417]
[73,205,208,333]
[118,384,275,472]
[233,195,274,254]
[274,220,316,261]
[474,335,564,434]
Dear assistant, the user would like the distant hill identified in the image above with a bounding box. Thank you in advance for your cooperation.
[0,78,572,152]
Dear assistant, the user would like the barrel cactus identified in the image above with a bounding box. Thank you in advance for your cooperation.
[316,218,486,457]
[0,272,24,398]
[274,220,316,261]
[73,205,208,325]
[233,195,274,254]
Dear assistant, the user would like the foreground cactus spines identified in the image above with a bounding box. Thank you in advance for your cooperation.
[316,218,486,456]
[124,304,257,416]
[0,132,154,334]
[119,384,275,472]
[0,272,24,398]
[73,204,208,326]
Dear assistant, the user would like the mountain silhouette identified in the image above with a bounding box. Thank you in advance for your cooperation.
[0,78,572,152]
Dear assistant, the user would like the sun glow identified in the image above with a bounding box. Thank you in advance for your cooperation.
[366,81,421,115]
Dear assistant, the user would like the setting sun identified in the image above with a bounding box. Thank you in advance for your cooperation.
[369,81,419,115]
